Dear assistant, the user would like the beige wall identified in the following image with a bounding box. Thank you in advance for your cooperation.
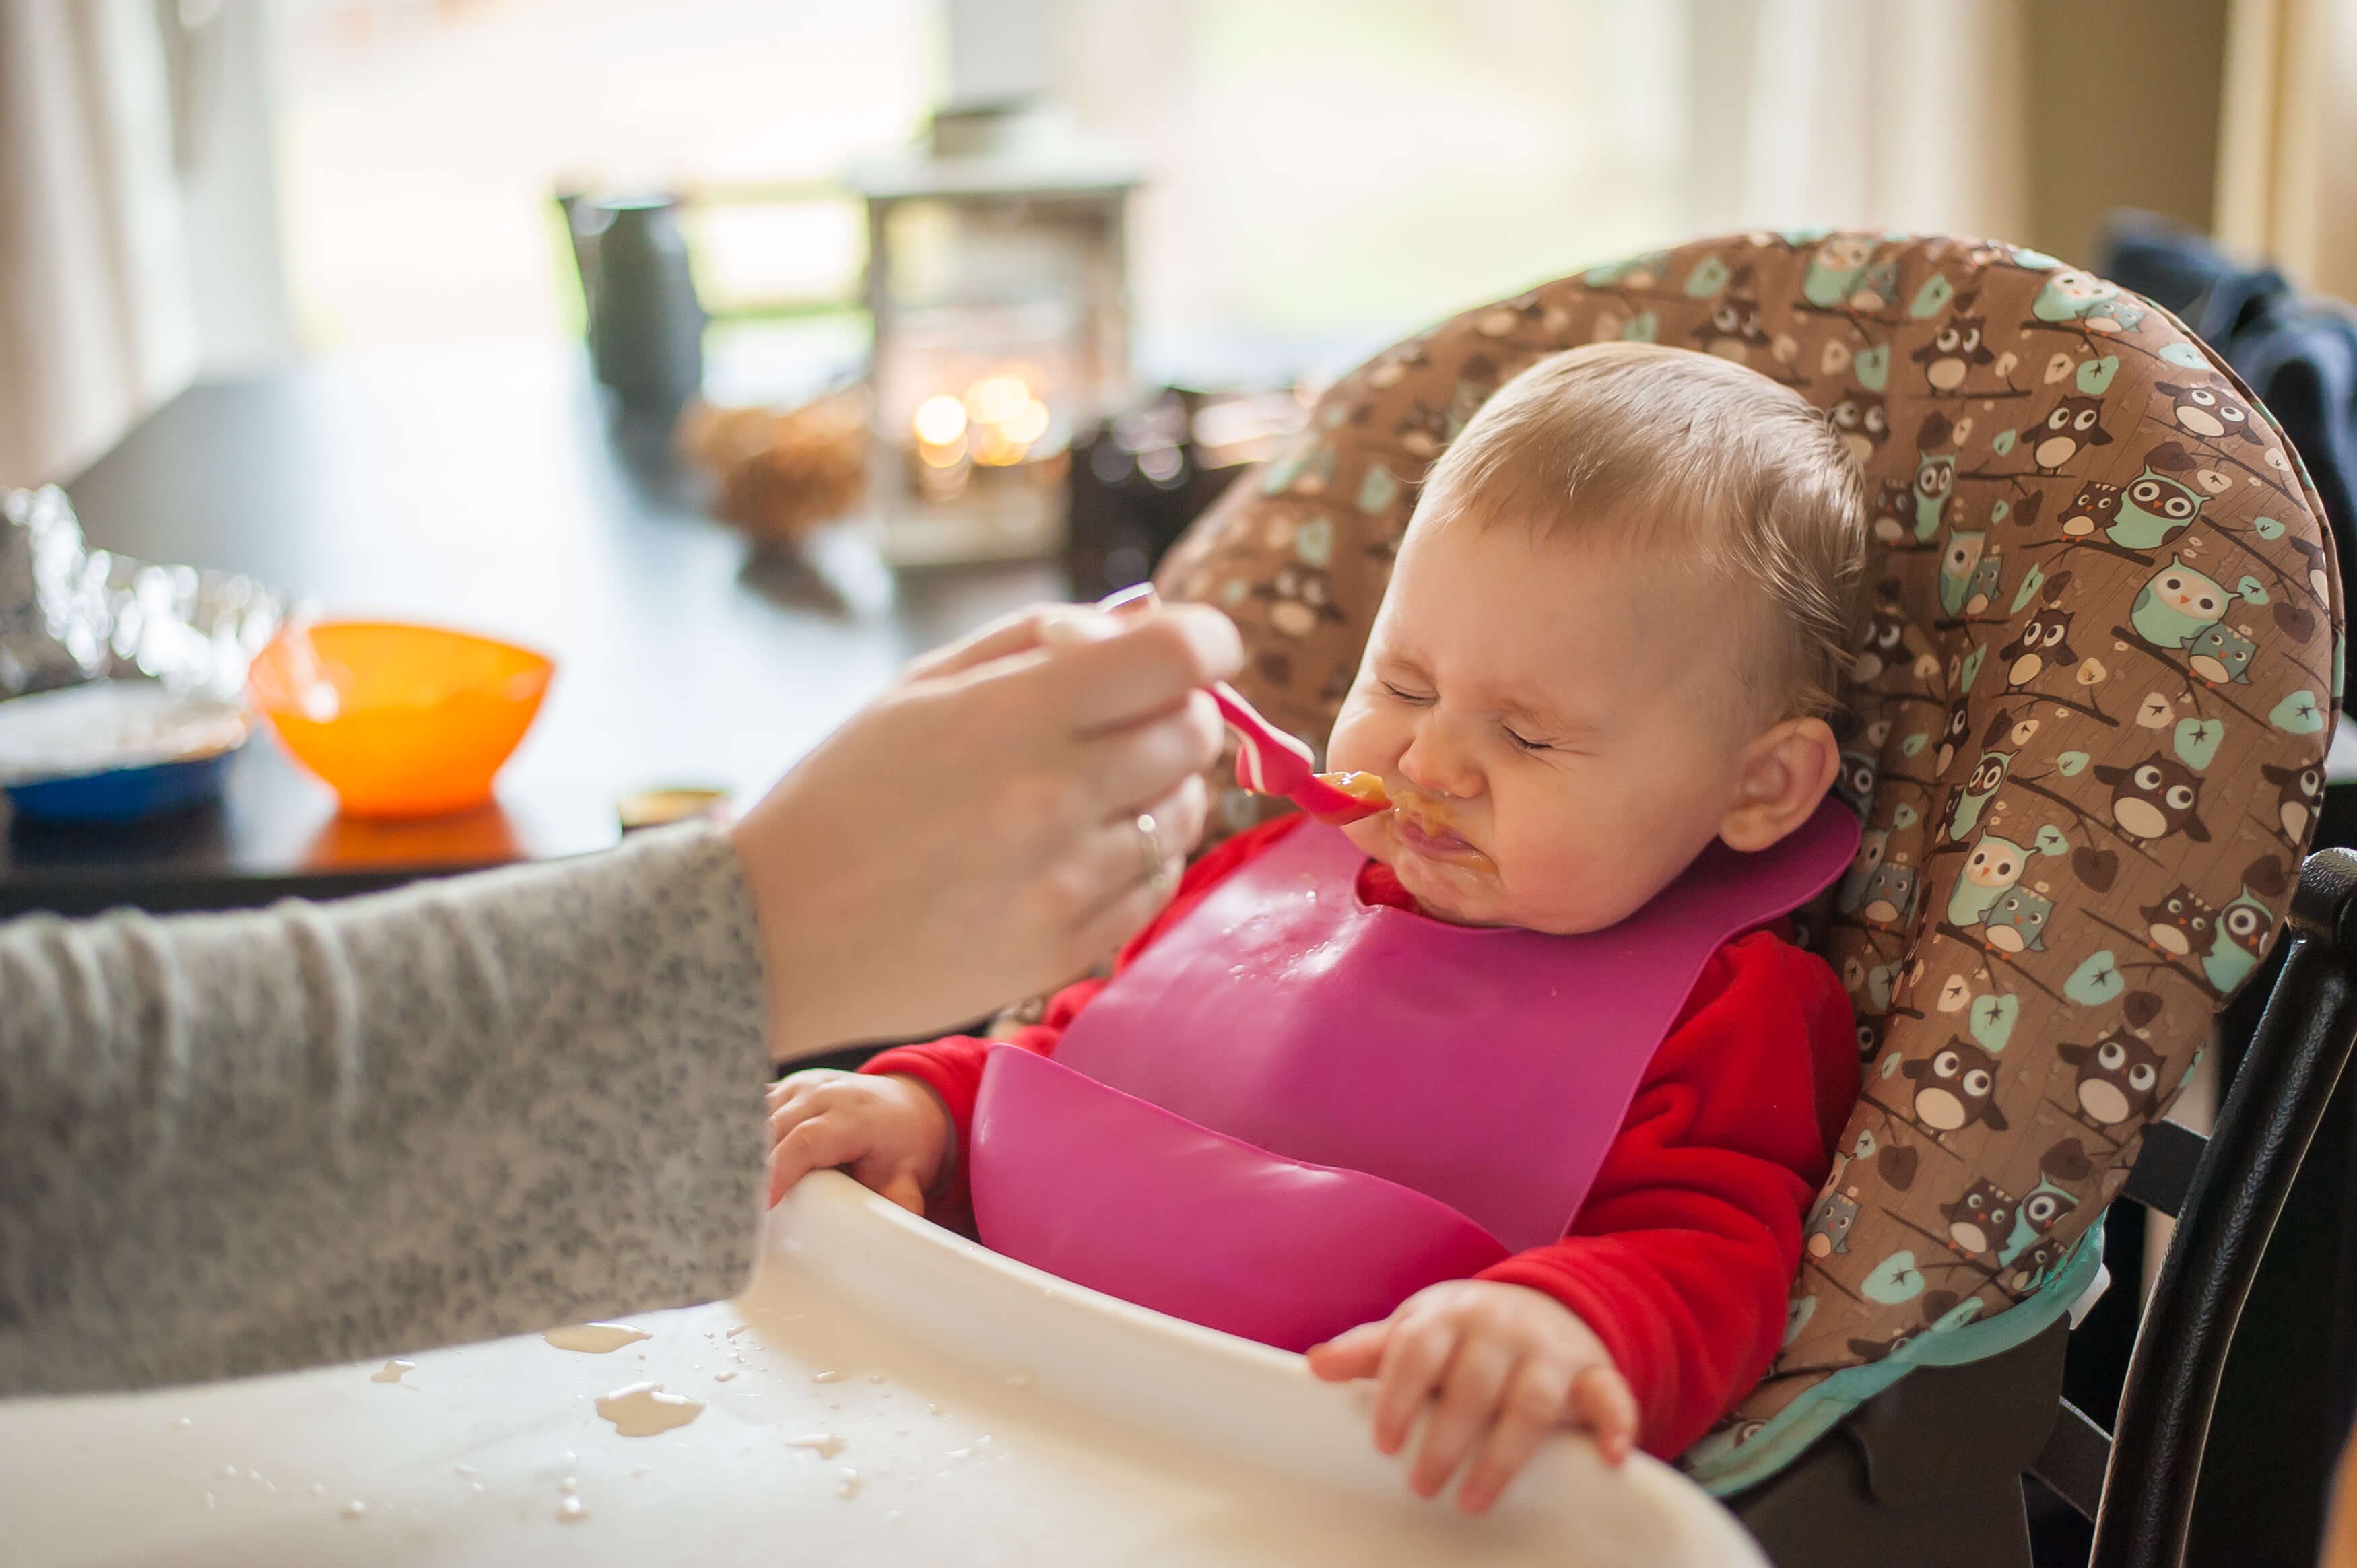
[2016,0,2228,268]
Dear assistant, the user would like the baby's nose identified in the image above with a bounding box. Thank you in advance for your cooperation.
[1397,734,1480,800]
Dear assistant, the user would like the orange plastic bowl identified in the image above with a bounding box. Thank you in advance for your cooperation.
[248,621,554,818]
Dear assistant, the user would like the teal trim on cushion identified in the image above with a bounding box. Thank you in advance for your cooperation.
[1686,1216,2107,1497]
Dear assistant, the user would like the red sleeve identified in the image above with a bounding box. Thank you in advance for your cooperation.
[859,814,1308,1228]
[1474,930,1856,1460]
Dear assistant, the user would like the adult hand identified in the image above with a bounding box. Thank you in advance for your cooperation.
[1307,1279,1640,1513]
[731,599,1240,1060]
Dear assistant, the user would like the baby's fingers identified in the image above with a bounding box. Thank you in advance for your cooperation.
[873,1165,927,1216]
[765,1113,867,1206]
[1455,1358,1573,1513]
[1370,1318,1455,1456]
[764,1068,844,1115]
[1569,1364,1640,1466]
[1305,1322,1389,1382]
[1409,1335,1514,1499]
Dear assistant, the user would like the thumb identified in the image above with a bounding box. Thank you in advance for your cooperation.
[1570,1365,1641,1466]
[877,1167,927,1216]
[1306,1320,1391,1381]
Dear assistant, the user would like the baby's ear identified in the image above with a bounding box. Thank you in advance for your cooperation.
[1719,716,1841,853]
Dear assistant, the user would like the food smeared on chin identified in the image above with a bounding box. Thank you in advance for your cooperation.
[1389,794,1495,871]
[1310,770,1390,824]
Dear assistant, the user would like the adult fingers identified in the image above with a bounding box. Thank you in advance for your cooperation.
[1074,693,1224,822]
[1306,1321,1391,1382]
[902,605,1097,682]
[1033,585,1162,651]
[907,586,1168,684]
[1570,1365,1641,1466]
[1455,1357,1574,1513]
[1023,605,1243,737]
[1410,1333,1516,1498]
[1370,1314,1455,1456]
[1066,776,1208,957]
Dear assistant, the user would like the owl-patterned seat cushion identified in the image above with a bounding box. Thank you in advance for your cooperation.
[1154,232,2342,1489]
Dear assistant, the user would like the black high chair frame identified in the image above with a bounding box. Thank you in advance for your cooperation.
[1733,846,2357,1568]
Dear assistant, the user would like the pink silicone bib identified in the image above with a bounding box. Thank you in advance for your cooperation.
[971,800,1856,1351]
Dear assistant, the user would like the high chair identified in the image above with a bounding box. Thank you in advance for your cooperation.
[1156,232,2346,1566]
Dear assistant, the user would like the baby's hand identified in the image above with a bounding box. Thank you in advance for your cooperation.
[763,1070,951,1215]
[1306,1279,1639,1513]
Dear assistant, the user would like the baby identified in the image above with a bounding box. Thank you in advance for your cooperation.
[766,341,1867,1511]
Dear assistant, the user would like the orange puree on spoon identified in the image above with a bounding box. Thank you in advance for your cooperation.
[1310,771,1390,822]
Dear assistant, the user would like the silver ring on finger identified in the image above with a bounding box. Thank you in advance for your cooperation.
[1134,812,1173,895]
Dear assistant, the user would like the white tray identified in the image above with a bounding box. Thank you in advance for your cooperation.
[0,1172,1764,1567]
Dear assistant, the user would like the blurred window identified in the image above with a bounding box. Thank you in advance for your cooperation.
[276,0,1685,373]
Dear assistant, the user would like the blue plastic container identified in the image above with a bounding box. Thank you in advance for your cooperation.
[5,750,236,823]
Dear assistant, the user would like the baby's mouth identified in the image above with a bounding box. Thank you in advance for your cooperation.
[1389,797,1490,867]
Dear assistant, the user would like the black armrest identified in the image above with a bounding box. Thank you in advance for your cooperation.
[2092,848,2357,1568]
[2122,1118,2209,1219]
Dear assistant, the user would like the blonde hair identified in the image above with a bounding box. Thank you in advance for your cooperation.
[1412,341,1868,720]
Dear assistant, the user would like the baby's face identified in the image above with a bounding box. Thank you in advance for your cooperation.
[1327,519,1765,933]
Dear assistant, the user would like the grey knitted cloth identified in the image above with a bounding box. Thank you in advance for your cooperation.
[0,823,770,1395]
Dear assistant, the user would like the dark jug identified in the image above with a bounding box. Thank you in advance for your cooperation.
[565,195,705,421]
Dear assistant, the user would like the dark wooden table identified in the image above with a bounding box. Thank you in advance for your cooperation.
[1,341,1061,917]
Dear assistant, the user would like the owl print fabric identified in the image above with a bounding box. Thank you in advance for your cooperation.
[1155,232,2341,1467]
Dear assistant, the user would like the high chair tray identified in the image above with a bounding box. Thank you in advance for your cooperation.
[0,1171,1762,1566]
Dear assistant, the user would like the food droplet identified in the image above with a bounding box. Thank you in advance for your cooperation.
[785,1433,845,1458]
[370,1359,416,1384]
[341,1499,367,1520]
[836,1469,863,1499]
[558,1495,588,1522]
[595,1382,706,1437]
[560,1477,578,1495]
[715,1370,738,1382]
[543,1323,653,1354]
[812,1369,849,1384]
[170,1417,191,1429]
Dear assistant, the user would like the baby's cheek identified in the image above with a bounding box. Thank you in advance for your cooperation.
[1493,830,1619,929]
[1322,695,1395,778]
[1341,815,1394,866]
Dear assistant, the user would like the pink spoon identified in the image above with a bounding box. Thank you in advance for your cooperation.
[1208,682,1388,825]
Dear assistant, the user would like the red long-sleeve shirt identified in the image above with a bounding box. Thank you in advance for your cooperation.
[863,815,1857,1459]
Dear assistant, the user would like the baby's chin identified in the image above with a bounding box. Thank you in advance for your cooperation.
[1366,833,1663,934]
[1371,836,1527,929]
